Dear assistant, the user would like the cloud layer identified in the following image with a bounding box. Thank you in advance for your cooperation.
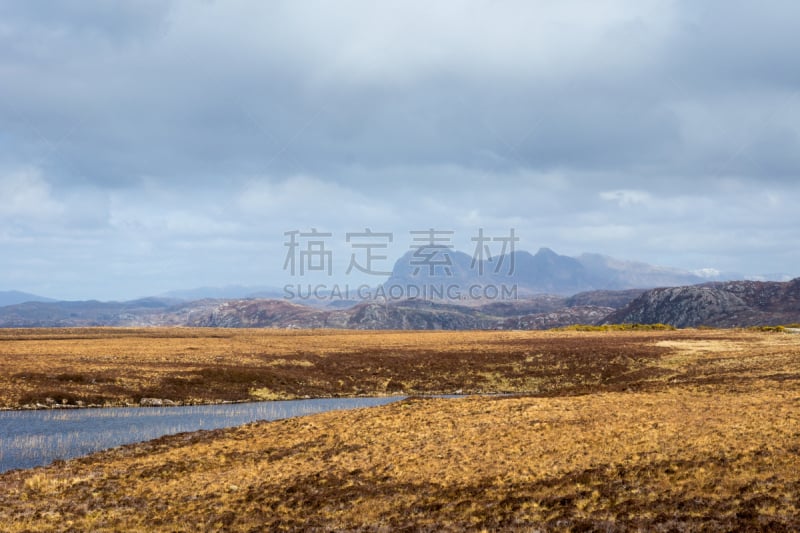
[1,0,798,299]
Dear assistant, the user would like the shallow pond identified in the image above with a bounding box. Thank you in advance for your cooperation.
[0,397,403,473]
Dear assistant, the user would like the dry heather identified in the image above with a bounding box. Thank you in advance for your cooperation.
[1,327,794,408]
[0,329,799,530]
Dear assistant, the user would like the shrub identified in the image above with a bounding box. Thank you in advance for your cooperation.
[556,323,676,332]
[748,325,786,332]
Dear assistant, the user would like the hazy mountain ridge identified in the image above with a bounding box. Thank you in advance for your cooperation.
[0,298,216,328]
[0,290,642,330]
[3,278,800,329]
[385,247,719,297]
[158,286,284,301]
[2,249,797,329]
[0,291,55,307]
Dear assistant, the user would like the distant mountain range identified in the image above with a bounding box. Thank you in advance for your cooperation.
[383,247,710,297]
[4,248,790,306]
[158,286,283,301]
[1,248,797,329]
[1,278,798,329]
[0,291,55,307]
[0,290,640,329]
[0,298,215,327]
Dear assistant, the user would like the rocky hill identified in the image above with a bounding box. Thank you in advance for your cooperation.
[564,289,646,309]
[502,306,615,330]
[187,299,352,329]
[185,298,620,330]
[346,300,497,330]
[185,299,500,329]
[603,279,800,327]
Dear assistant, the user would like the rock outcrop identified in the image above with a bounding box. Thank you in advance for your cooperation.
[603,279,800,327]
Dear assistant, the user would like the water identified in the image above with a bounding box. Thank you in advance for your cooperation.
[0,397,403,473]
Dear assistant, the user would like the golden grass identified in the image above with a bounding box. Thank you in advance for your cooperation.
[1,383,799,530]
[0,328,554,406]
[0,328,799,530]
[2,327,796,408]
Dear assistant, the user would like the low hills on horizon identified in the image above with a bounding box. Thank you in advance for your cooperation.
[1,248,798,329]
[1,279,799,329]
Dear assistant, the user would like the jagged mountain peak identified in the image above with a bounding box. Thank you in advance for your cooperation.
[385,247,707,297]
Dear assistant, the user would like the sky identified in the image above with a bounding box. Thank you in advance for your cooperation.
[1,0,799,300]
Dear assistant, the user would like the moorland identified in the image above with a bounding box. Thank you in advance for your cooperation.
[0,328,799,530]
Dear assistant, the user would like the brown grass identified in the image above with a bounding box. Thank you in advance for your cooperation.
[0,328,799,530]
[2,327,795,408]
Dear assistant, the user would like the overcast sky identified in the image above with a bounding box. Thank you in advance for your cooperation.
[1,0,799,300]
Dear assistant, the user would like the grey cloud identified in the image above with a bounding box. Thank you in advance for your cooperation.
[3,0,797,186]
[1,1,798,298]
[0,1,169,49]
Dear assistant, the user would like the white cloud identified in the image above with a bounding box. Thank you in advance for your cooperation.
[693,268,721,278]
[107,184,240,238]
[109,207,239,237]
[599,189,652,207]
[0,167,63,219]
